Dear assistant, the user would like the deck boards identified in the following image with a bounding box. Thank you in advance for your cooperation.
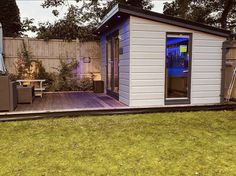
[15,92,125,112]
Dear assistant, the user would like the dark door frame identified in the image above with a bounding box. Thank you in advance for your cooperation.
[106,31,119,100]
[165,32,193,105]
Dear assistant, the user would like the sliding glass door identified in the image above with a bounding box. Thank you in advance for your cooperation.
[106,32,119,99]
[165,33,192,104]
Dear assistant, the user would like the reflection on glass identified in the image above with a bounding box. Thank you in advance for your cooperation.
[107,39,112,90]
[166,35,190,99]
[106,33,120,94]
[113,36,119,93]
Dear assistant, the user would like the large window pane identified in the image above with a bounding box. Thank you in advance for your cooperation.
[166,34,190,99]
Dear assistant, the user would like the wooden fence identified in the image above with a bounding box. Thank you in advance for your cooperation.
[3,37,101,79]
[225,40,236,99]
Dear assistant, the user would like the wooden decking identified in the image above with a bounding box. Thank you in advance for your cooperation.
[15,92,126,112]
[1,92,236,122]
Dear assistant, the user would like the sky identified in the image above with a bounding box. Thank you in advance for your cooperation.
[16,0,173,37]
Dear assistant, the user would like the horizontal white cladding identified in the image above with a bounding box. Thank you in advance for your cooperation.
[131,38,165,45]
[130,93,164,100]
[120,60,129,67]
[192,73,221,79]
[130,99,164,106]
[131,66,164,73]
[120,79,129,86]
[131,73,165,80]
[131,59,164,66]
[130,45,165,52]
[191,79,221,85]
[191,97,221,104]
[122,46,130,54]
[192,91,221,98]
[119,84,129,93]
[119,66,130,73]
[131,52,164,59]
[119,96,129,105]
[192,85,221,91]
[121,32,129,41]
[192,60,222,66]
[120,38,129,47]
[131,80,164,86]
[131,86,164,93]
[193,46,222,54]
[132,31,165,38]
[120,53,130,60]
[193,40,223,47]
[129,16,226,106]
[192,66,222,72]
[120,91,129,99]
[120,73,129,79]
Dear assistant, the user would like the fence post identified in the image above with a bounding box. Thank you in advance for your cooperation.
[76,38,82,78]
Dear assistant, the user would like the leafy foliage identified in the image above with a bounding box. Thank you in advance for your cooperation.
[38,0,153,41]
[163,0,236,32]
[49,58,93,91]
[16,41,34,79]
[37,6,97,41]
[21,18,38,35]
[15,41,54,89]
[15,44,93,91]
[55,58,79,90]
[0,0,21,37]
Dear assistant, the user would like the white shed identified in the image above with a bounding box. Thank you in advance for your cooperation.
[96,4,231,107]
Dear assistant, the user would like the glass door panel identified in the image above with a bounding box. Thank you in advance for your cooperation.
[113,35,119,93]
[166,34,191,100]
[106,33,120,98]
[106,39,113,91]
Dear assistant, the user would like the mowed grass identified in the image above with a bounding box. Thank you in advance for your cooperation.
[0,111,235,176]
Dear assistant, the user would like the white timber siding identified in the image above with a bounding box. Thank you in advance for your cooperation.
[129,16,226,106]
[100,18,130,105]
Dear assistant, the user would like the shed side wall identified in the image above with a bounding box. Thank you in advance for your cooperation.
[100,18,130,105]
[129,16,226,106]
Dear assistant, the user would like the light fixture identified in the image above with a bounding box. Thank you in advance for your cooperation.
[83,57,91,63]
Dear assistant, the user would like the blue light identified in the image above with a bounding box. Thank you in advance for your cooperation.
[166,37,189,77]
[167,37,189,45]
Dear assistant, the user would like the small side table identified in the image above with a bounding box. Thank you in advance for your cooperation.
[93,80,104,93]
[17,85,35,104]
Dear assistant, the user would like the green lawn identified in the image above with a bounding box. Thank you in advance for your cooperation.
[0,111,235,176]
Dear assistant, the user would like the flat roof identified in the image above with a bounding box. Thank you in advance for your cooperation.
[96,4,231,37]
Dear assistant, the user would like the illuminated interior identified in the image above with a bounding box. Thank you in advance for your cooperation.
[166,35,190,99]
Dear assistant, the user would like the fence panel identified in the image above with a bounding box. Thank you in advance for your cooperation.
[3,37,101,79]
[225,40,236,99]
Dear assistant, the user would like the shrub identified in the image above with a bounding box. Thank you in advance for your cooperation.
[78,77,93,91]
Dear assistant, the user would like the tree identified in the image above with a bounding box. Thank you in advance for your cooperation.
[37,5,98,41]
[38,0,153,40]
[0,0,21,37]
[163,0,236,32]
